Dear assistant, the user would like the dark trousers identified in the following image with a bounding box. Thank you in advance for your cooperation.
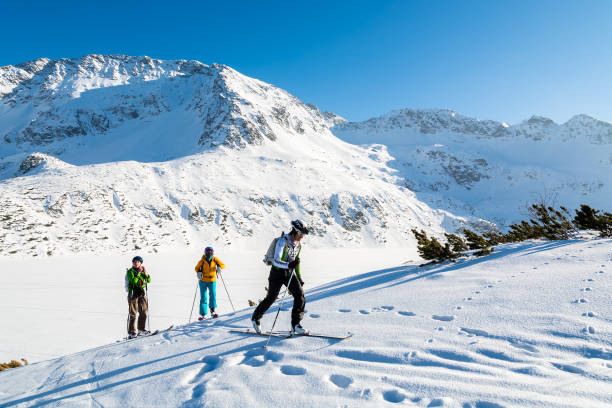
[128,294,148,333]
[252,267,305,327]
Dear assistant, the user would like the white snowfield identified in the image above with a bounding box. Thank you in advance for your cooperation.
[1,240,611,408]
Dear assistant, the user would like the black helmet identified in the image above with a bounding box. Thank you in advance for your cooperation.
[132,256,143,263]
[291,219,309,235]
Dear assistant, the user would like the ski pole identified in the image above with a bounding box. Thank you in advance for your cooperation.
[189,279,198,323]
[265,268,295,348]
[146,284,151,332]
[217,268,236,313]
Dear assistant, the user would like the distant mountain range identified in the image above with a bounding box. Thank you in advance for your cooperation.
[0,55,608,256]
[332,109,612,227]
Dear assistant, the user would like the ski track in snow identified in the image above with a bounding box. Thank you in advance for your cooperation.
[1,240,611,407]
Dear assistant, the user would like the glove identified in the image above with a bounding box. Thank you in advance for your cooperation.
[197,272,202,280]
[298,277,304,286]
[216,265,222,272]
[288,258,300,270]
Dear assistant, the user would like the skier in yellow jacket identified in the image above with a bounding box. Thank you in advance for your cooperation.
[194,246,226,320]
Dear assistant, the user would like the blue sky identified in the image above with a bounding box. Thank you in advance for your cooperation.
[3,0,611,124]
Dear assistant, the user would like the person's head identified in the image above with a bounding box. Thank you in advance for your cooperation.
[132,256,143,268]
[289,219,309,241]
[204,246,214,260]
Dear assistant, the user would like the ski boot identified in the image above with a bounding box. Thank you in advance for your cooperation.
[251,318,262,333]
[291,324,308,335]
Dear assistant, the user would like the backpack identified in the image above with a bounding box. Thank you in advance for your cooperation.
[124,269,130,292]
[263,231,285,265]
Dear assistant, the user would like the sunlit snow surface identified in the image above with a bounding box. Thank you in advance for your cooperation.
[1,240,611,407]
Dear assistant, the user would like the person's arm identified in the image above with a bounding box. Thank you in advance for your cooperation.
[295,246,302,281]
[271,237,289,269]
[195,258,204,273]
[215,257,225,270]
[141,266,151,282]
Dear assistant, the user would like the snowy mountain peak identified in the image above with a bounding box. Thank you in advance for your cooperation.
[334,108,507,137]
[332,107,612,228]
[0,55,486,257]
[0,54,340,162]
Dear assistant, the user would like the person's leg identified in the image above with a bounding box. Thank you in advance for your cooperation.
[138,295,148,331]
[128,295,138,334]
[251,268,284,322]
[198,280,207,316]
[288,275,305,327]
[208,281,217,313]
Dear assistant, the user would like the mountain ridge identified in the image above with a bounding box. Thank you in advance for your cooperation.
[0,55,484,257]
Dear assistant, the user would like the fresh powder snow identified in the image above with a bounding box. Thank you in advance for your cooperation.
[1,239,610,407]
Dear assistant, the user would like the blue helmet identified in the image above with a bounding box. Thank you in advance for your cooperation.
[132,256,143,263]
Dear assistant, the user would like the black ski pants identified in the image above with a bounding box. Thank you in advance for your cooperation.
[252,267,305,327]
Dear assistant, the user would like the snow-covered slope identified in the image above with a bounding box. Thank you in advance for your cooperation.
[332,109,612,228]
[1,240,610,407]
[0,56,484,257]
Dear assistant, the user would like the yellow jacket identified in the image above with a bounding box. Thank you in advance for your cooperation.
[195,256,225,282]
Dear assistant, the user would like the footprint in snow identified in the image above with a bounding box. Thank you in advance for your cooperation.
[184,355,223,385]
[338,309,351,313]
[382,389,406,403]
[309,314,320,318]
[398,311,416,317]
[456,306,463,310]
[432,315,456,322]
[582,312,596,317]
[582,326,596,335]
[470,401,507,408]
[580,288,592,292]
[574,298,589,303]
[280,365,306,375]
[474,291,481,294]
[359,310,370,314]
[587,278,594,282]
[329,374,353,389]
[241,349,283,367]
[426,398,449,407]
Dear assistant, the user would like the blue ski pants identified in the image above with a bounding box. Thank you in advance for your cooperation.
[198,280,217,316]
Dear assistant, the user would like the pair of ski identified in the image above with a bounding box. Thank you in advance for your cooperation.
[119,325,174,342]
[230,328,352,340]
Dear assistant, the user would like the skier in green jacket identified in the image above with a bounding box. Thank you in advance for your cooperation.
[126,256,151,338]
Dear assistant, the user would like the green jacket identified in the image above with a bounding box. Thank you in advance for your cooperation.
[126,267,150,296]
